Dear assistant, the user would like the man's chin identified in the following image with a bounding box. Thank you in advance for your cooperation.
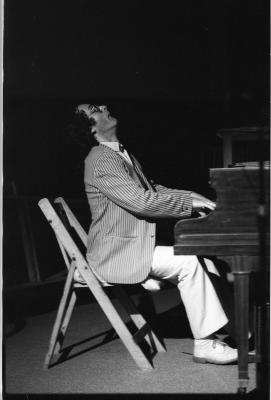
[110,120,117,130]
[105,121,117,134]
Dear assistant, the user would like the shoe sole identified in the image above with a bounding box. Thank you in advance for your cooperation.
[193,355,238,365]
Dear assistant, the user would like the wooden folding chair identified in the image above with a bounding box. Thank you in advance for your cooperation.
[38,197,166,371]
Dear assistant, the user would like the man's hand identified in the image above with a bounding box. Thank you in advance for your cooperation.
[191,192,216,213]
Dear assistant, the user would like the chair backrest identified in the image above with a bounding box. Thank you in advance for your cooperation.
[39,198,85,263]
[54,197,87,247]
[39,197,113,290]
[39,198,101,284]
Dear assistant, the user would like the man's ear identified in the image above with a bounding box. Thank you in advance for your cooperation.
[93,132,99,142]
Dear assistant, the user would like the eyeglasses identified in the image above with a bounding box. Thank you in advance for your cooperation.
[75,104,105,117]
[88,105,104,115]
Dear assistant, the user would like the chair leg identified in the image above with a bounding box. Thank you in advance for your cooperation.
[113,286,166,353]
[44,264,75,368]
[81,273,154,370]
[54,290,77,355]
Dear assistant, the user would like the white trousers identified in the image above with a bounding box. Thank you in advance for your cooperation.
[149,246,228,339]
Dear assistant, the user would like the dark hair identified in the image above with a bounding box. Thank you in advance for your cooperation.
[65,106,98,157]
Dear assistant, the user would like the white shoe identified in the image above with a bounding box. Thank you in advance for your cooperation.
[193,339,238,365]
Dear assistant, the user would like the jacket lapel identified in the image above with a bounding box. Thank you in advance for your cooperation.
[130,154,156,191]
[100,144,151,190]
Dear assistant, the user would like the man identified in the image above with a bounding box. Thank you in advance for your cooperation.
[74,103,237,365]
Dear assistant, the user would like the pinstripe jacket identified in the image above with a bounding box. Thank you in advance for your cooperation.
[84,144,193,284]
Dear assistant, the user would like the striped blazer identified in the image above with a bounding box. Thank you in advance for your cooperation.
[84,144,193,284]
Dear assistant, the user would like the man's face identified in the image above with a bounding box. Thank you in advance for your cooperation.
[77,104,117,134]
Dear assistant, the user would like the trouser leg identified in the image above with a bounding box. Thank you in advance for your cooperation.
[150,246,228,339]
[198,256,236,339]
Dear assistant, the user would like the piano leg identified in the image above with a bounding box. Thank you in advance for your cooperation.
[256,292,270,394]
[233,271,250,394]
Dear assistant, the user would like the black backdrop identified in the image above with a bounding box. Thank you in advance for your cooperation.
[3,0,269,285]
[4,0,269,198]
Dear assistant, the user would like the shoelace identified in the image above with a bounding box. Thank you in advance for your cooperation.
[212,339,227,349]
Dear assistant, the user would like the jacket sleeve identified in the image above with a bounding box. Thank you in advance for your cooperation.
[91,152,192,218]
[152,182,188,195]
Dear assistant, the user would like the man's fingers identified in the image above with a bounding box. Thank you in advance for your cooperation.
[192,198,216,211]
[201,202,216,211]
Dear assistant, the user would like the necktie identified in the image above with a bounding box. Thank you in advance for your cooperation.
[118,144,156,191]
[129,153,152,191]
[131,155,157,192]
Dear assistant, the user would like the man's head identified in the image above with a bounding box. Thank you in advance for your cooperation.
[75,104,118,142]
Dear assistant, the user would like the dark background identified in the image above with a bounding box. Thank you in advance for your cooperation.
[3,0,270,286]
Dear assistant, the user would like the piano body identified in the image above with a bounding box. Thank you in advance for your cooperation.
[174,166,269,394]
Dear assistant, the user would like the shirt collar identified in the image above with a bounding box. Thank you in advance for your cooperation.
[101,142,122,152]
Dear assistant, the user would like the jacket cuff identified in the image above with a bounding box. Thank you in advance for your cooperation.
[178,191,193,216]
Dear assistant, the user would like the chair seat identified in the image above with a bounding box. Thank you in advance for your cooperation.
[73,280,113,288]
[73,268,113,287]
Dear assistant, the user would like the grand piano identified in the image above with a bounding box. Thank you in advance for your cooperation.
[174,165,269,394]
